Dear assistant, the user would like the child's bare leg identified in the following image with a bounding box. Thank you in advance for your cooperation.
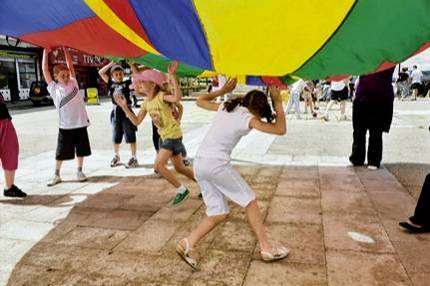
[186,214,228,247]
[412,89,418,100]
[55,160,63,176]
[155,149,181,187]
[4,170,15,189]
[130,143,137,157]
[113,143,120,156]
[246,200,271,251]
[171,155,195,181]
[340,100,346,116]
[76,157,84,169]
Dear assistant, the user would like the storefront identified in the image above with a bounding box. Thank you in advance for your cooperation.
[0,35,109,102]
[0,48,41,102]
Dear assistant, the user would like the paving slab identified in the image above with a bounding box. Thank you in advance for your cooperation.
[115,219,178,255]
[323,214,395,254]
[244,261,327,286]
[190,250,250,286]
[326,250,411,286]
[266,196,322,225]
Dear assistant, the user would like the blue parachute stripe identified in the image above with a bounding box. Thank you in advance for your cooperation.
[129,0,213,70]
[0,0,95,37]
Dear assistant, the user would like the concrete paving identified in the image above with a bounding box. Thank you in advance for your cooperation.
[1,99,430,285]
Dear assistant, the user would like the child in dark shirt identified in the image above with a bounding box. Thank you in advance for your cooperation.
[99,62,138,168]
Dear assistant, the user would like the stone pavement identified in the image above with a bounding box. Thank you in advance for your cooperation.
[1,100,430,285]
[2,164,430,285]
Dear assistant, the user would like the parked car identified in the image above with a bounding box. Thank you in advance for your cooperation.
[29,81,52,106]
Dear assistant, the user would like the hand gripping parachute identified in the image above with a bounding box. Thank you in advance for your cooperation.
[1,0,429,85]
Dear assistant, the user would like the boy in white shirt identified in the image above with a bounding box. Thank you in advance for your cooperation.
[42,47,91,186]
[410,65,424,100]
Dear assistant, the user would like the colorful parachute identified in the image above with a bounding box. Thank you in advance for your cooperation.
[1,0,429,84]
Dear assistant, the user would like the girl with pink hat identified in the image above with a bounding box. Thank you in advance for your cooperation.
[115,62,195,206]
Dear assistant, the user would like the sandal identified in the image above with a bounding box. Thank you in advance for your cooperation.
[261,245,289,262]
[176,238,199,270]
[399,221,430,234]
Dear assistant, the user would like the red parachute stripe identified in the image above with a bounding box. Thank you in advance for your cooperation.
[261,76,288,88]
[103,0,156,50]
[21,17,146,58]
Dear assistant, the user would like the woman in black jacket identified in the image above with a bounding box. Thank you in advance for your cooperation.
[349,67,395,169]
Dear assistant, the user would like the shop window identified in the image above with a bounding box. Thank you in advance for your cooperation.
[18,59,37,89]
[0,58,15,89]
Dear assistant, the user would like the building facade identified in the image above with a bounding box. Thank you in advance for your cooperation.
[0,36,108,102]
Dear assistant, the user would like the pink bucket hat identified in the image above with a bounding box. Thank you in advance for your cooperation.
[132,69,167,89]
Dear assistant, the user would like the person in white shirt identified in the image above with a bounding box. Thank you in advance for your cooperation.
[410,65,424,100]
[175,79,289,270]
[286,79,306,119]
[322,79,349,121]
[42,47,91,186]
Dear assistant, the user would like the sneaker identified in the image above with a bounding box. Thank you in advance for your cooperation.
[322,115,329,122]
[126,157,139,169]
[110,155,120,167]
[77,171,87,182]
[368,165,379,170]
[4,185,27,198]
[172,189,189,206]
[47,175,62,187]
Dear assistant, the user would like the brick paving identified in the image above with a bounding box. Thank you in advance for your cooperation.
[2,165,429,285]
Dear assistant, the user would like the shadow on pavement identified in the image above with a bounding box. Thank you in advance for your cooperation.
[3,164,430,285]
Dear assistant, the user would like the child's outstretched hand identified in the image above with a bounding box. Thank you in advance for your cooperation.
[221,78,237,94]
[114,93,127,108]
[167,61,179,75]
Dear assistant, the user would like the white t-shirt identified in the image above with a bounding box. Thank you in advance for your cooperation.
[330,80,346,91]
[47,78,90,129]
[291,79,306,95]
[196,104,254,161]
[411,69,424,84]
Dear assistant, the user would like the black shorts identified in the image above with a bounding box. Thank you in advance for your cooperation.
[330,87,349,101]
[159,137,187,156]
[111,113,137,144]
[56,127,91,161]
[411,82,423,91]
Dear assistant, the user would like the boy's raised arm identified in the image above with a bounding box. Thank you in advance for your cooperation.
[42,48,53,84]
[99,61,115,83]
[63,47,76,79]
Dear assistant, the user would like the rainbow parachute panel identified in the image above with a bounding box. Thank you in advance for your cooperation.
[1,0,430,84]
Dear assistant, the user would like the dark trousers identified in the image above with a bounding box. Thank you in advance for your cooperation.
[410,174,430,226]
[350,127,383,167]
[152,121,160,152]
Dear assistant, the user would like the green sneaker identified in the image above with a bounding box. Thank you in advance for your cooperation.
[172,189,189,206]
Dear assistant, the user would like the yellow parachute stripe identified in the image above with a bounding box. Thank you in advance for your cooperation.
[84,0,160,55]
[193,0,355,76]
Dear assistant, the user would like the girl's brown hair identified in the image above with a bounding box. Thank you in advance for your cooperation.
[223,90,274,122]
